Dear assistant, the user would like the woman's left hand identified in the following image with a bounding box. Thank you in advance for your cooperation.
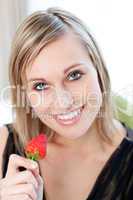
[32,170,44,200]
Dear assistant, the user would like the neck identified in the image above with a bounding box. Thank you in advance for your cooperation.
[50,121,107,154]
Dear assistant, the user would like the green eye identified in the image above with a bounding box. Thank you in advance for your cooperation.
[33,82,48,91]
[67,70,84,81]
[33,70,85,92]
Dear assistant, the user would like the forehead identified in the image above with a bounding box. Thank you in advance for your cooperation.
[26,32,91,79]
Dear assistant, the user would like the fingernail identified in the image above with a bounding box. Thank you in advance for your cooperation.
[35,183,39,190]
[31,163,38,169]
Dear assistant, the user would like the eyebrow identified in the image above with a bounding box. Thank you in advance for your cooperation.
[27,62,85,83]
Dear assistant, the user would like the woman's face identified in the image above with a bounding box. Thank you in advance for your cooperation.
[26,31,102,140]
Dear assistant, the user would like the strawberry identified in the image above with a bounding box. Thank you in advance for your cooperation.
[25,133,47,161]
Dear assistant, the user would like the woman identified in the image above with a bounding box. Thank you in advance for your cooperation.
[0,7,133,200]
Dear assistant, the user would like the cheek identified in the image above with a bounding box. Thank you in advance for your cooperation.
[26,91,40,107]
[85,78,103,111]
[27,93,52,120]
[26,92,48,109]
[26,93,46,118]
[32,105,53,124]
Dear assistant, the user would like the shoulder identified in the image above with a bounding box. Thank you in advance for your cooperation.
[112,120,133,164]
[120,138,133,197]
[122,136,133,149]
[113,137,133,182]
[0,124,10,153]
[113,119,133,143]
[0,124,10,178]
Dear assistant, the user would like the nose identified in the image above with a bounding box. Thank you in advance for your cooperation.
[54,88,74,110]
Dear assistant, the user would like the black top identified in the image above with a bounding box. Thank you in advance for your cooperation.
[2,122,133,200]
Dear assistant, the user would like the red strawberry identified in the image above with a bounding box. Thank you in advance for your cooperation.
[25,133,47,161]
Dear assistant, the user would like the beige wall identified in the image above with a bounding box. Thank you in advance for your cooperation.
[0,0,27,93]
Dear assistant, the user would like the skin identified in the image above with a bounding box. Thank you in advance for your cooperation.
[24,31,126,200]
[0,153,44,200]
[0,30,126,200]
[26,31,103,151]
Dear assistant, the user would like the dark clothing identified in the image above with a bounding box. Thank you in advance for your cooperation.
[2,122,133,200]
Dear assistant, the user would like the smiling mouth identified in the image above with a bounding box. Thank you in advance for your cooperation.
[52,105,85,124]
[53,105,85,116]
[42,105,85,121]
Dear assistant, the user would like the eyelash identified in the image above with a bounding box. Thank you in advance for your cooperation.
[33,70,85,91]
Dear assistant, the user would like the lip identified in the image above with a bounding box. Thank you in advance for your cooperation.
[53,105,84,116]
[53,105,85,126]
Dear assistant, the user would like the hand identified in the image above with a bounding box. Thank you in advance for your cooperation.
[0,154,44,200]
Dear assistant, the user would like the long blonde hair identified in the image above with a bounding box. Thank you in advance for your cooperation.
[9,7,117,154]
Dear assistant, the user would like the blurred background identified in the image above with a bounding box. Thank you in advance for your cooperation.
[0,0,133,125]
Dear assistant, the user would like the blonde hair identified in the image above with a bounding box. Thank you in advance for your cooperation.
[9,7,117,154]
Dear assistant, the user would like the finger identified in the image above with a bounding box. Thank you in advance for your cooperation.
[35,174,44,187]
[33,174,44,200]
[3,170,39,189]
[6,154,39,177]
[2,184,37,200]
[3,194,32,200]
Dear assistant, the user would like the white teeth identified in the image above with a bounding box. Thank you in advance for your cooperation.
[57,109,81,120]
